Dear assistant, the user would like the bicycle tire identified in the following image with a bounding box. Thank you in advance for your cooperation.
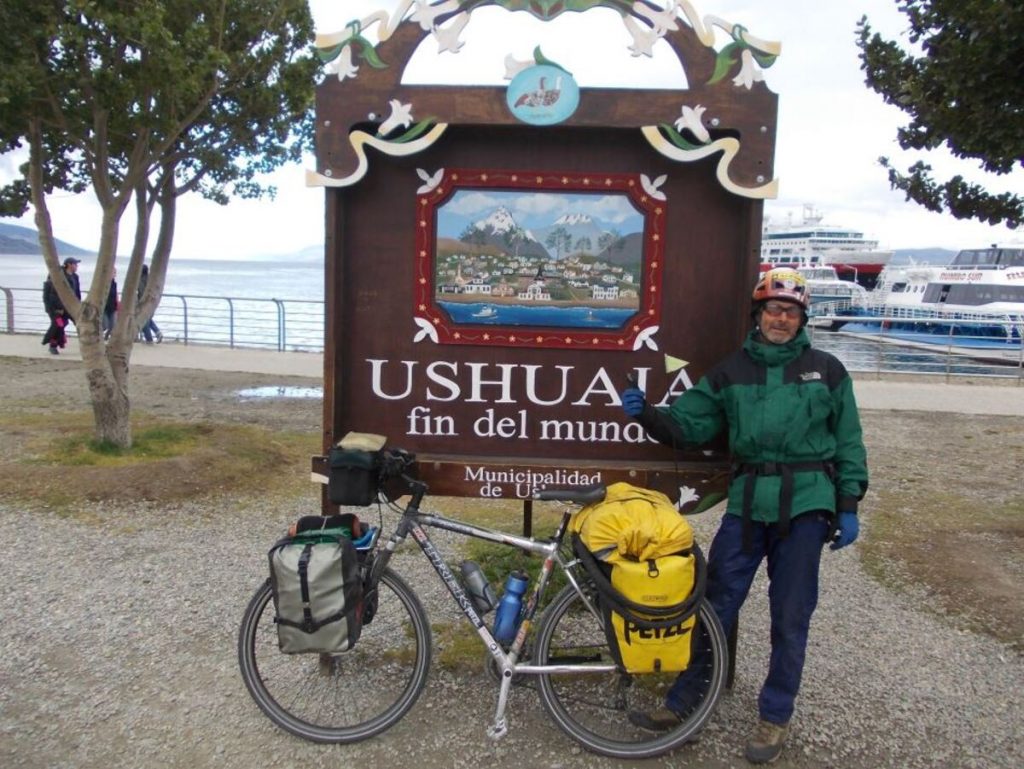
[238,567,432,743]
[533,583,727,759]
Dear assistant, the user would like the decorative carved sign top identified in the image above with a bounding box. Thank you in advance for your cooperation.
[312,1,780,199]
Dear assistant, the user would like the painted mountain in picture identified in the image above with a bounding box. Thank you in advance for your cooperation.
[434,189,645,330]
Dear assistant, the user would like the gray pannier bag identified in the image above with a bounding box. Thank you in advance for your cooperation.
[268,524,363,654]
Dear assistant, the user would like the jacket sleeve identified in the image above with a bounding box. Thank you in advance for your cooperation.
[42,279,61,314]
[829,373,869,513]
[633,375,727,450]
[635,403,688,447]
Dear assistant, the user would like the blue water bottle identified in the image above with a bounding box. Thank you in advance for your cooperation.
[493,570,529,644]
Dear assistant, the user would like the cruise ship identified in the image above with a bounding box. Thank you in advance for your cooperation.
[760,205,893,289]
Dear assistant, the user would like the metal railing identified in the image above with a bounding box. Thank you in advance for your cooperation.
[808,313,1024,381]
[3,284,1022,381]
[0,285,323,352]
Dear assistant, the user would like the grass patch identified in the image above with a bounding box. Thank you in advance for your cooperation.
[53,424,206,466]
[432,621,486,672]
[861,489,1024,652]
[0,410,319,514]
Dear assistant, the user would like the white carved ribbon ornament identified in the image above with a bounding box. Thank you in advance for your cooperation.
[306,124,448,188]
[308,95,447,188]
[315,2,781,87]
[641,125,778,200]
[311,3,781,195]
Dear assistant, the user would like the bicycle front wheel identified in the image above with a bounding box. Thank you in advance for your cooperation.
[533,583,727,759]
[238,567,432,743]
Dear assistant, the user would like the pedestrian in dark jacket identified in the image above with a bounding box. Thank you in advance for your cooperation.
[102,266,118,340]
[138,264,163,344]
[42,257,83,355]
[621,268,868,764]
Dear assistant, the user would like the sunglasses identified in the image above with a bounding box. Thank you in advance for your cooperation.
[761,303,803,319]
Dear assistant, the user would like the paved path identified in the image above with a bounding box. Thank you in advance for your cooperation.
[3,332,1023,416]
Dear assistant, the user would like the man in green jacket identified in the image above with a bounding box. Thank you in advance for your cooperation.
[621,267,868,764]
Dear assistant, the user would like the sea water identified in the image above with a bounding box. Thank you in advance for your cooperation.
[0,253,324,301]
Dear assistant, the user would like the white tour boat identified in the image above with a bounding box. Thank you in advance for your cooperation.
[835,245,1024,363]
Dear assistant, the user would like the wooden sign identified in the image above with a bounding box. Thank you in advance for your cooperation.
[311,1,779,512]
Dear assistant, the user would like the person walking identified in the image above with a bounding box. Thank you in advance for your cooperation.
[620,267,868,764]
[138,263,163,344]
[41,257,83,355]
[102,266,118,340]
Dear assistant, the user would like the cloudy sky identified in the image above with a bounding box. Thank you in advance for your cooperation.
[3,0,1020,259]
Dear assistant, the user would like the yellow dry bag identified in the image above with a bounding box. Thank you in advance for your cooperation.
[571,483,706,673]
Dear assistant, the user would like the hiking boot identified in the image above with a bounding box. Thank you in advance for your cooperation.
[628,706,682,732]
[745,719,789,764]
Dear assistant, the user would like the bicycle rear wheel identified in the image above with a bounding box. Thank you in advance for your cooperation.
[238,567,431,743]
[533,583,726,759]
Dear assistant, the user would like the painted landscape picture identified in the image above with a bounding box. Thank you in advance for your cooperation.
[433,189,645,330]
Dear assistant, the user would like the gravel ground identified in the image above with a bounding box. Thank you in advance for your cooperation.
[1,359,1022,769]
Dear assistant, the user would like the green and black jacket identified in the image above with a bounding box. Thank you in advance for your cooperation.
[637,329,868,527]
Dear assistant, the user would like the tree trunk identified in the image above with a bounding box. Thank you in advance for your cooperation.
[80,301,133,447]
[88,370,132,447]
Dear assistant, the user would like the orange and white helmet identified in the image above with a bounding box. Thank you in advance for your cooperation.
[752,268,810,309]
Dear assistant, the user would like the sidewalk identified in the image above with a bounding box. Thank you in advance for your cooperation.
[2,332,1022,416]
[1,332,321,377]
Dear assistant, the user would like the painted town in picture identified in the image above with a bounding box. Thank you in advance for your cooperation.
[433,189,646,330]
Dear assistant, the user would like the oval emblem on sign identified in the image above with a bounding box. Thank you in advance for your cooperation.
[506,65,579,126]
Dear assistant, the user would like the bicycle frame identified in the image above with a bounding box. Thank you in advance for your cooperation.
[369,480,616,739]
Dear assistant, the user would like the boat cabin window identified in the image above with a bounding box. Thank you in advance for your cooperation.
[922,283,950,302]
[921,283,1024,305]
[1003,249,1024,267]
[953,248,1000,267]
[891,282,908,293]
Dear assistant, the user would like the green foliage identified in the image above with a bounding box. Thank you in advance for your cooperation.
[0,0,318,216]
[857,1,1024,228]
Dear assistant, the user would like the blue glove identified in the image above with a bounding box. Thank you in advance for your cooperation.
[830,512,859,550]
[621,387,646,418]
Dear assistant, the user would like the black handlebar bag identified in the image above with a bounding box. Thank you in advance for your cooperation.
[327,448,380,506]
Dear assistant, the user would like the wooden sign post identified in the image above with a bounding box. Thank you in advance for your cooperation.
[310,1,780,514]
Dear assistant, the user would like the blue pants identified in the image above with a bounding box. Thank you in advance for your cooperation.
[667,511,830,725]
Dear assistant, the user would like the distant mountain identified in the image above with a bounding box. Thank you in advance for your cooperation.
[597,231,643,266]
[891,248,957,265]
[531,213,608,258]
[460,206,548,259]
[0,222,92,256]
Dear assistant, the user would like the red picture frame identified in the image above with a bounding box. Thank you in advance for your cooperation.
[414,168,666,351]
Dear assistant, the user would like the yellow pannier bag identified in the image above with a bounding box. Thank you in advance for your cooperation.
[571,482,706,674]
[607,554,697,673]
